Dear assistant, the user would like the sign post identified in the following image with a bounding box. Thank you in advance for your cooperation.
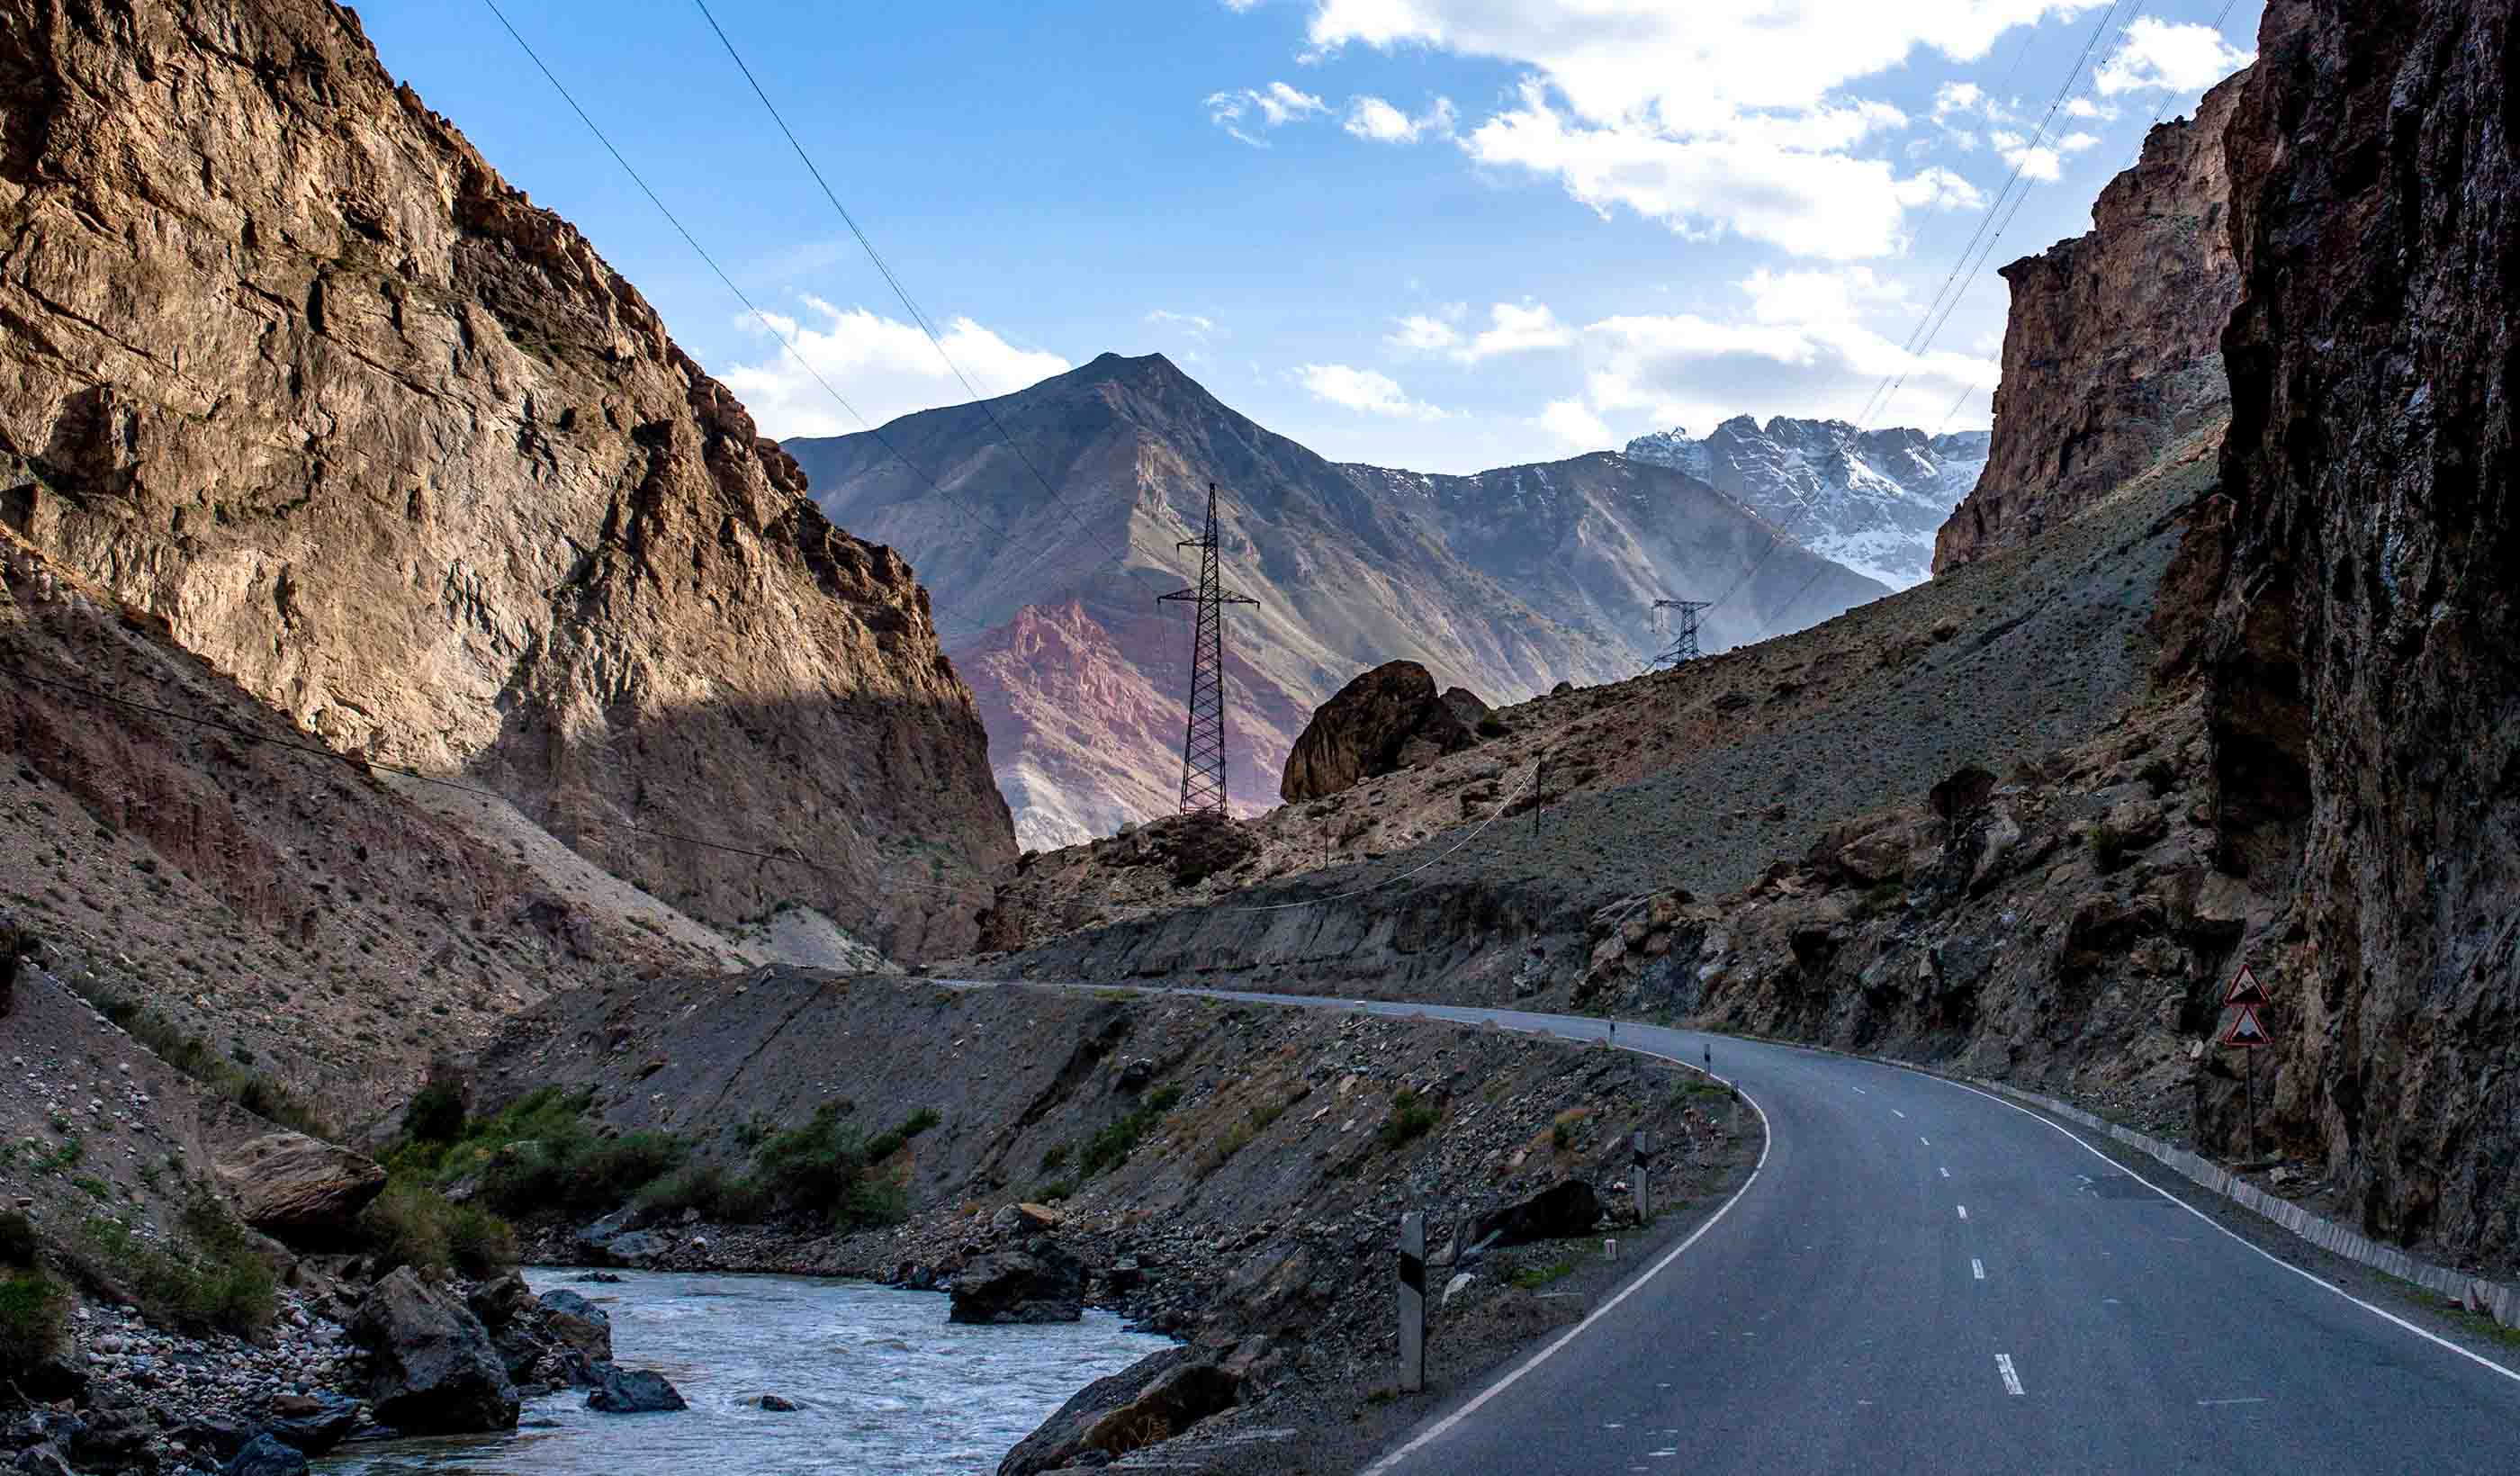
[1398,1211,1426,1393]
[2219,964,2272,1155]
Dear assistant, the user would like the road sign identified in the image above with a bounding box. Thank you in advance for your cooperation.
[2220,1003,2270,1048]
[2225,963,2269,1007]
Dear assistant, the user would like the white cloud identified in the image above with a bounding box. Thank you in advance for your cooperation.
[1455,301,1574,363]
[1538,398,1615,451]
[1345,94,1458,143]
[1464,84,1975,259]
[1930,82,1984,121]
[1739,266,1907,326]
[1388,313,1461,351]
[2096,17,2254,96]
[2064,96,2117,121]
[1146,310,1215,337]
[1281,1,2119,259]
[1205,81,1329,146]
[1294,363,1453,420]
[719,299,1069,439]
[1988,124,2101,183]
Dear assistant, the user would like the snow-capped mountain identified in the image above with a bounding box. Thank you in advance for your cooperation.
[1624,417,1990,588]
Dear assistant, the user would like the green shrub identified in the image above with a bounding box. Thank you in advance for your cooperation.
[1381,1089,1439,1150]
[402,1082,467,1145]
[358,1183,518,1280]
[1146,1084,1184,1112]
[1039,1143,1069,1173]
[0,1269,68,1372]
[74,1195,274,1336]
[63,981,332,1139]
[0,1210,40,1268]
[1078,1097,1173,1178]
[1551,1120,1573,1151]
[1476,716,1508,739]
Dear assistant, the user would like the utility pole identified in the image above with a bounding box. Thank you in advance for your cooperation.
[1650,598,1712,670]
[1157,482,1258,816]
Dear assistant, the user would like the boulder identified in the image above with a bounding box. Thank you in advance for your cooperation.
[173,1415,252,1463]
[750,1393,800,1412]
[222,1435,308,1476]
[257,1392,362,1456]
[536,1289,614,1364]
[990,1202,1063,1238]
[68,1402,154,1470]
[349,1266,520,1434]
[996,1348,1238,1475]
[1469,1178,1602,1248]
[466,1272,534,1331]
[13,1446,71,1476]
[1440,686,1492,729]
[212,1132,388,1247]
[585,1364,688,1414]
[949,1245,1086,1325]
[1280,661,1478,803]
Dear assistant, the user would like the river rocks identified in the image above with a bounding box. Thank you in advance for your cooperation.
[990,1202,1063,1238]
[13,1446,72,1476]
[585,1364,688,1414]
[466,1274,535,1332]
[349,1268,519,1435]
[1469,1179,1602,1248]
[536,1290,614,1364]
[256,1393,361,1456]
[212,1133,389,1247]
[996,1347,1239,1476]
[949,1245,1086,1325]
[1281,662,1479,803]
[66,1402,152,1471]
[749,1393,799,1412]
[221,1435,309,1476]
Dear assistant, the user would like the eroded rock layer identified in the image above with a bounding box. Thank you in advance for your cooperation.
[1932,67,2247,574]
[0,0,1012,956]
[2208,0,2520,1264]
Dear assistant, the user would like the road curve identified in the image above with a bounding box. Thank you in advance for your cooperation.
[1165,993,2520,1476]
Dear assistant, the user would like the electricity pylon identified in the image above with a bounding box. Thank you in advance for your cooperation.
[1157,482,1258,815]
[1651,598,1712,670]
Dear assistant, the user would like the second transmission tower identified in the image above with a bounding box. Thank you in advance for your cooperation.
[1158,482,1258,815]
[1651,598,1712,670]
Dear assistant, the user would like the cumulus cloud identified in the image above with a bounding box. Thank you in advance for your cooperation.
[1988,124,2102,183]
[1463,84,1974,259]
[1538,398,1615,451]
[719,299,1069,439]
[1455,301,1574,363]
[1344,94,1458,143]
[2096,17,2254,96]
[1295,363,1454,420]
[1286,0,2111,256]
[1388,313,1461,351]
[1206,81,1329,146]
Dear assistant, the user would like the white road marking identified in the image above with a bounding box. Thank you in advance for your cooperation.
[1996,1354,2024,1396]
[1920,1137,1931,1147]
[1973,1258,1985,1281]
[1958,1204,1969,1220]
[1893,1109,1906,1119]
[2197,1398,2266,1407]
[1359,1051,1776,1475]
[1929,1076,2520,1390]
[1940,1166,1951,1178]
[1852,1085,1868,1094]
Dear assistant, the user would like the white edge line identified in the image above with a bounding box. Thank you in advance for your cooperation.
[1995,1353,2024,1395]
[1361,1047,1774,1475]
[1937,1075,2520,1388]
[1972,1257,1985,1281]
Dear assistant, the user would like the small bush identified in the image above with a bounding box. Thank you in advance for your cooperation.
[75,1195,274,1336]
[2088,826,2130,874]
[1476,716,1507,739]
[1078,1099,1171,1178]
[402,1082,467,1145]
[359,1183,518,1280]
[1034,1179,1074,1203]
[1146,1084,1184,1112]
[1039,1143,1069,1173]
[1551,1120,1572,1151]
[0,1210,40,1268]
[0,1269,68,1372]
[1380,1089,1439,1150]
[1508,1257,1579,1290]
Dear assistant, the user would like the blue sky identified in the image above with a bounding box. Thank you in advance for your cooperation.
[358,0,2258,474]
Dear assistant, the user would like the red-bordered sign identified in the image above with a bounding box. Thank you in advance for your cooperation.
[2225,963,2268,1007]
[2219,1002,2271,1048]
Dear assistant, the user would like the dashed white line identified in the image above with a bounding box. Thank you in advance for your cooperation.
[1852,1085,1868,1095]
[1940,1166,1951,1179]
[1957,1205,1969,1220]
[2197,1398,2265,1407]
[1972,1258,1985,1281]
[1920,1137,1931,1147]
[1893,1109,1906,1119]
[1995,1354,2024,1396]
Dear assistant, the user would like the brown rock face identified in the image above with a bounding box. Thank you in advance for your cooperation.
[1932,68,2249,574]
[212,1131,387,1246]
[1279,661,1476,804]
[2208,0,2520,1264]
[0,0,1012,956]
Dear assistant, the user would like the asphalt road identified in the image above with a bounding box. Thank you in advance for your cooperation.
[1167,994,2520,1476]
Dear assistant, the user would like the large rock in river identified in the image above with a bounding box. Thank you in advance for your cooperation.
[1280,661,1480,803]
[350,1267,520,1434]
[212,1132,387,1246]
[949,1245,1086,1325]
[997,1347,1239,1475]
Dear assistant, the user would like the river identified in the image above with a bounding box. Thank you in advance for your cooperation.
[317,1267,1175,1475]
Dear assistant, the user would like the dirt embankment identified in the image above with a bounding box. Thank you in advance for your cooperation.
[466,968,1760,1471]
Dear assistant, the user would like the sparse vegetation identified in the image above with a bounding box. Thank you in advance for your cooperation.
[1477,715,1508,739]
[70,1195,274,1336]
[66,979,334,1139]
[0,1267,68,1376]
[1380,1088,1439,1150]
[1508,1257,1580,1290]
[359,1181,518,1279]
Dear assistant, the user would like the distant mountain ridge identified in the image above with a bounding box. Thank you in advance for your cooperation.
[788,354,1886,850]
[1624,417,1990,588]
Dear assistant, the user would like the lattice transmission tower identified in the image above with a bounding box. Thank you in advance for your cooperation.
[1157,482,1258,815]
[1651,598,1712,670]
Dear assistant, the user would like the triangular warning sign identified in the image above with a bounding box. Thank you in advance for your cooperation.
[2220,1002,2271,1048]
[2225,963,2269,1007]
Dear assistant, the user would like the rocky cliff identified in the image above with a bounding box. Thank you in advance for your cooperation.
[1625,418,1989,588]
[1931,67,2247,575]
[1278,660,1478,803]
[0,0,1012,957]
[789,354,1882,850]
[2205,0,2520,1266]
